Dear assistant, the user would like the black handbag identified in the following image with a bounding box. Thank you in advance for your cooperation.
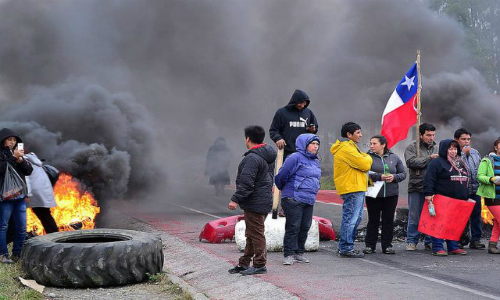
[42,164,60,187]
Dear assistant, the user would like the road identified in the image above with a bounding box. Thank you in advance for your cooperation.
[114,181,500,300]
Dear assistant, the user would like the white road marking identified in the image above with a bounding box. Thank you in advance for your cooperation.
[361,259,500,299]
[171,203,222,219]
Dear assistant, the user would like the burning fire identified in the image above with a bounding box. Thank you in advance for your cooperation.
[27,174,100,235]
[481,197,494,225]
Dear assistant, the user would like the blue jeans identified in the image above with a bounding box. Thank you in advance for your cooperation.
[282,198,314,257]
[406,192,431,245]
[431,236,459,252]
[339,191,365,253]
[468,194,482,242]
[0,199,27,257]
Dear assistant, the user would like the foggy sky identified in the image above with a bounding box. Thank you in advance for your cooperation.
[0,0,498,200]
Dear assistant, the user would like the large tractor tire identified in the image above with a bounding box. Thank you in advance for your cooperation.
[21,229,164,287]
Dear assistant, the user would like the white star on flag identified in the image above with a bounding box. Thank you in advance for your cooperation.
[401,75,415,91]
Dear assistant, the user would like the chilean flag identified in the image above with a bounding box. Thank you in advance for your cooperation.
[381,63,418,149]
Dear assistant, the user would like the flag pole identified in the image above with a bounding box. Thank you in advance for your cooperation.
[416,50,422,157]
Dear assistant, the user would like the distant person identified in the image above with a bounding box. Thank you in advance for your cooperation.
[330,122,372,258]
[424,139,468,256]
[275,134,321,265]
[404,123,438,251]
[25,153,59,234]
[454,128,484,249]
[270,89,319,160]
[477,137,500,254]
[227,126,276,275]
[0,128,33,264]
[363,135,406,255]
[205,137,232,196]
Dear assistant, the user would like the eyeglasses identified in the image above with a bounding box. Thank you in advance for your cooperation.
[310,142,320,145]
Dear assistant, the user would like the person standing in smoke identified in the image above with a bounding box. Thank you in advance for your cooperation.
[454,128,485,249]
[330,122,372,258]
[404,123,438,251]
[24,153,59,234]
[205,137,232,196]
[228,126,276,276]
[0,128,33,264]
[270,89,319,160]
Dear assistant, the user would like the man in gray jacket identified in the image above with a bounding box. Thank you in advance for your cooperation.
[404,123,438,251]
[454,128,485,249]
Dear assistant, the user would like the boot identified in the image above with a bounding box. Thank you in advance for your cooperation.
[488,242,500,254]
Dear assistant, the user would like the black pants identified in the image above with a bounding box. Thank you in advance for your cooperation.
[365,195,398,250]
[32,207,59,234]
[282,198,314,257]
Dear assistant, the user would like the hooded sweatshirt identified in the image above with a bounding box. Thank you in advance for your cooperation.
[0,128,33,198]
[25,153,57,208]
[330,138,372,195]
[269,90,319,155]
[275,134,321,205]
[231,144,276,214]
[423,139,469,200]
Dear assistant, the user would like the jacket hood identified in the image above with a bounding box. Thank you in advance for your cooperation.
[330,137,351,155]
[296,134,319,158]
[0,128,22,148]
[25,152,42,166]
[248,144,276,164]
[286,89,310,110]
[438,139,461,158]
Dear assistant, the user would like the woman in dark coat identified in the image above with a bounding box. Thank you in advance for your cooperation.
[0,128,33,263]
[424,139,469,256]
[205,137,232,196]
[363,135,406,255]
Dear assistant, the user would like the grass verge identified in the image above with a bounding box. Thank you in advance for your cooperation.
[0,262,43,300]
[148,272,193,300]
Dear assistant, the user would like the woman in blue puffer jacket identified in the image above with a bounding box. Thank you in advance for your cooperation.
[275,134,321,266]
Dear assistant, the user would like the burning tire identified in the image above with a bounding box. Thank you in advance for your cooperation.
[20,229,164,287]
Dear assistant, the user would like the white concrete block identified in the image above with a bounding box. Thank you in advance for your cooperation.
[235,214,319,252]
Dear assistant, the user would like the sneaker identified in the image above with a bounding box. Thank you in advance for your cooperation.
[449,249,467,255]
[338,250,364,258]
[424,244,432,251]
[383,247,395,254]
[240,266,267,276]
[228,265,249,274]
[432,250,448,256]
[283,255,295,265]
[362,247,375,254]
[294,254,309,263]
[0,255,14,264]
[406,243,417,251]
[469,241,486,249]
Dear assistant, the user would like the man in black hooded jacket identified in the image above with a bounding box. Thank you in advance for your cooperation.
[228,125,276,276]
[270,89,319,159]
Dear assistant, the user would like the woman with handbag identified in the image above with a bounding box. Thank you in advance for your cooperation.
[0,128,33,263]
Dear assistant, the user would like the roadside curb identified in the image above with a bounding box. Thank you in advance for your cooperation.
[166,272,209,300]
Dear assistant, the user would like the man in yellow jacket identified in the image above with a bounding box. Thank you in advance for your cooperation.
[330,122,372,258]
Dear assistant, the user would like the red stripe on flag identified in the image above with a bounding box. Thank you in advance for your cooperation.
[381,94,417,149]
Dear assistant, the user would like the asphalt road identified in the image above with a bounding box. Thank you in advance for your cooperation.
[116,181,500,300]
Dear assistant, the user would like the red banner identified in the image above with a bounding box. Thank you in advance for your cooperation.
[418,194,475,240]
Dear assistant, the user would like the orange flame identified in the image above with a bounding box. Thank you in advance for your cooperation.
[27,174,100,235]
[481,197,494,225]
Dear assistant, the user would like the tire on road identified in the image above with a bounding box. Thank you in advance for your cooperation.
[21,228,164,287]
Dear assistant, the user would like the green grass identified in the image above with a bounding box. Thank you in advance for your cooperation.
[148,272,193,300]
[0,262,43,300]
[320,174,335,190]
